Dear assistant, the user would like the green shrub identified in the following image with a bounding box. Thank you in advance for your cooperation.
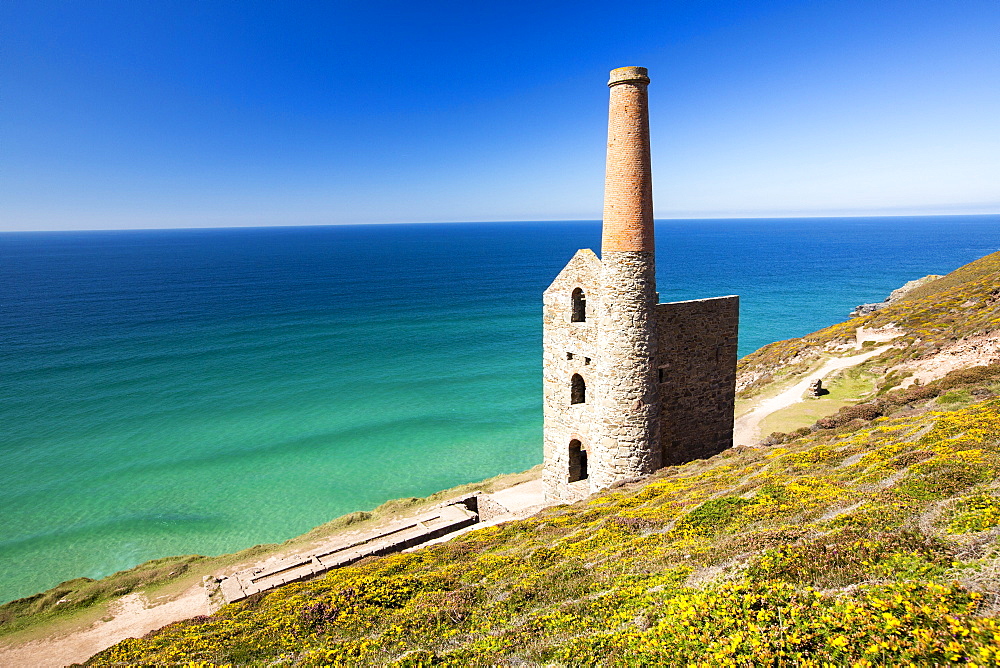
[675,497,753,536]
[897,460,991,501]
[885,384,940,405]
[938,364,1000,391]
[747,530,952,588]
[816,402,885,430]
[938,389,972,405]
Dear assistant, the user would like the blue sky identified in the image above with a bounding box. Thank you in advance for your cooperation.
[2,0,998,230]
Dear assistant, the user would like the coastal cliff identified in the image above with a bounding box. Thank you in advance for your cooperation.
[76,250,1000,665]
[849,273,943,317]
[737,250,1000,398]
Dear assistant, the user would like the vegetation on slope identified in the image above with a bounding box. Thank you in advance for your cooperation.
[91,388,1000,665]
[0,469,540,640]
[738,249,1000,397]
[0,555,207,639]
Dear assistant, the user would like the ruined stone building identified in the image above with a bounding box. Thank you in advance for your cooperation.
[543,67,739,502]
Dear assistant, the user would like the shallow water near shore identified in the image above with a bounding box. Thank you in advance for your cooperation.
[1,215,998,603]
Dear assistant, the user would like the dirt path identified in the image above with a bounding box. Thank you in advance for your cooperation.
[0,587,209,668]
[733,346,893,446]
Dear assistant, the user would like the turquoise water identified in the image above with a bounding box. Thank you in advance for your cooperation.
[1,216,998,603]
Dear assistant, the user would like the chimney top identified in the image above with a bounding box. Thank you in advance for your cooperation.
[608,66,650,87]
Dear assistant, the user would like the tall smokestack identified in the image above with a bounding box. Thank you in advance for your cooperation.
[602,66,654,255]
[592,66,660,490]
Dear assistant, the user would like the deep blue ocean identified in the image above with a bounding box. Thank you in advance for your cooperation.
[1,216,998,603]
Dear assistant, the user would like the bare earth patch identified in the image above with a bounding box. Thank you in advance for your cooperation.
[855,325,907,349]
[733,330,1000,447]
[896,332,1000,387]
[0,588,208,668]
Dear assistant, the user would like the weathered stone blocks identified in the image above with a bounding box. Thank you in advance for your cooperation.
[656,296,739,465]
[542,250,600,501]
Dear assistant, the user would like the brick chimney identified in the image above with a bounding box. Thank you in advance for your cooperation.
[602,66,654,255]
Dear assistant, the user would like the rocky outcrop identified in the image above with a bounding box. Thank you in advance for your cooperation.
[849,274,943,317]
[850,302,884,317]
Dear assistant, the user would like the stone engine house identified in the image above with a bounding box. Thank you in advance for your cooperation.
[543,66,739,502]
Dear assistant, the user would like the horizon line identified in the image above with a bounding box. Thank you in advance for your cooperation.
[2,210,999,234]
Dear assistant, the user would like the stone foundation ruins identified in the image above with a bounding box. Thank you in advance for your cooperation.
[212,482,544,604]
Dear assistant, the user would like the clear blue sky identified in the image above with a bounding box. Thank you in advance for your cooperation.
[2,0,998,230]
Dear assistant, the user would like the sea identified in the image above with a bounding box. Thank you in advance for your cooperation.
[1,215,998,604]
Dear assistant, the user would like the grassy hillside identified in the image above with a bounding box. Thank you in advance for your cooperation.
[738,249,1000,397]
[91,384,1000,664]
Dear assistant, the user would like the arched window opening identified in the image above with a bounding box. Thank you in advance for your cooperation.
[569,440,588,482]
[571,288,587,322]
[570,374,586,404]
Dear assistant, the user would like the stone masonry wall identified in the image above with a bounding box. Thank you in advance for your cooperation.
[542,249,601,501]
[655,296,739,465]
[591,251,660,491]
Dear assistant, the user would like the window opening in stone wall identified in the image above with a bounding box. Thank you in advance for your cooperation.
[571,374,586,404]
[658,367,664,383]
[571,288,587,322]
[567,352,574,360]
[584,357,591,365]
[568,440,588,482]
